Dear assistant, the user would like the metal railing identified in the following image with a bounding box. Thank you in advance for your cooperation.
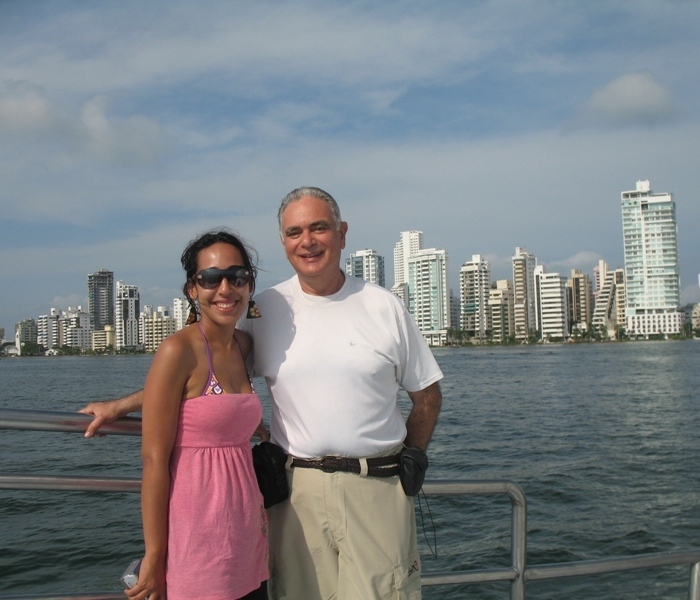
[2,408,700,600]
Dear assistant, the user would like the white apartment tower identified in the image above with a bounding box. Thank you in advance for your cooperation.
[37,308,61,350]
[116,281,140,349]
[393,231,423,288]
[172,298,190,331]
[407,248,450,346]
[592,260,626,338]
[512,247,538,341]
[59,307,92,350]
[535,266,569,341]
[621,180,682,337]
[459,254,491,341]
[345,249,386,287]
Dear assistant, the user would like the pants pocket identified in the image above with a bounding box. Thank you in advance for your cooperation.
[392,550,422,599]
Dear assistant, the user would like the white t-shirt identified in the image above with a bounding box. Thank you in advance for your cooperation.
[241,274,443,458]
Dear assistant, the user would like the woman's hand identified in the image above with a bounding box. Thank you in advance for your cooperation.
[124,555,166,600]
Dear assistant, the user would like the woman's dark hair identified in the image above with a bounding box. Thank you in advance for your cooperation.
[181,229,258,324]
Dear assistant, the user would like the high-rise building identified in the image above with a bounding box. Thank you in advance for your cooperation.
[407,248,450,346]
[592,260,626,338]
[173,298,190,331]
[621,180,683,337]
[489,279,515,343]
[87,269,114,331]
[393,231,423,288]
[459,254,491,341]
[345,249,386,287]
[116,281,140,349]
[535,266,568,341]
[512,247,538,341]
[37,308,61,350]
[59,307,92,350]
[566,269,593,334]
[14,318,37,355]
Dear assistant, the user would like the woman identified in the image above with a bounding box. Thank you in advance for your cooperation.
[126,229,269,600]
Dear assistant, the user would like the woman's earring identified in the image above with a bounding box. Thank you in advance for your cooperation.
[246,298,261,319]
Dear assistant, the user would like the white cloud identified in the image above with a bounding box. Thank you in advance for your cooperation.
[81,96,165,164]
[570,72,678,130]
[0,80,53,133]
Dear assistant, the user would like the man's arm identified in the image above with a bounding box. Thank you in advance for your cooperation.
[404,381,442,450]
[78,390,144,438]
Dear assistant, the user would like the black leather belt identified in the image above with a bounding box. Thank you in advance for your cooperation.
[291,454,400,477]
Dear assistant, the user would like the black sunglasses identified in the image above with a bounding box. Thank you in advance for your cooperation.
[195,266,252,289]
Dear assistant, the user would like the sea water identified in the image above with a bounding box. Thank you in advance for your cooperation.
[1,342,699,599]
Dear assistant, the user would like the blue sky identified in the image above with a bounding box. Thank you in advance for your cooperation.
[2,0,699,335]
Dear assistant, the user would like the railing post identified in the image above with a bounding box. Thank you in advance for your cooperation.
[690,561,700,600]
[508,482,527,600]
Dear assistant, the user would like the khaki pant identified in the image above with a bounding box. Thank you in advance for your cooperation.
[267,457,421,600]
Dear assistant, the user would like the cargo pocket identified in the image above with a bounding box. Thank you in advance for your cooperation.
[393,551,422,599]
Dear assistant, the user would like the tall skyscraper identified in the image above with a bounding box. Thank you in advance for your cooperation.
[393,231,423,288]
[345,248,386,287]
[512,247,538,341]
[87,269,114,331]
[621,180,682,337]
[407,248,450,346]
[459,254,491,340]
[116,281,140,349]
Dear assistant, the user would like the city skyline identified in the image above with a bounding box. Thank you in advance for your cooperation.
[6,206,690,342]
[2,2,700,334]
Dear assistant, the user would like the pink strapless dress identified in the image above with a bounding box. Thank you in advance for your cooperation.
[166,393,269,600]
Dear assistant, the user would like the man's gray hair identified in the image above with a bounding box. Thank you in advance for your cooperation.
[278,186,343,234]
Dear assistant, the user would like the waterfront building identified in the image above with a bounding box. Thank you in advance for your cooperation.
[139,305,153,345]
[566,269,593,335]
[534,266,568,341]
[393,231,423,289]
[59,307,92,350]
[407,248,450,346]
[14,318,37,355]
[87,269,114,331]
[92,325,115,352]
[172,298,189,331]
[489,279,515,343]
[621,180,683,337]
[115,281,140,350]
[592,260,626,338]
[692,304,700,333]
[449,290,461,336]
[142,306,177,352]
[345,248,386,287]
[459,254,491,341]
[37,309,60,351]
[512,247,538,341]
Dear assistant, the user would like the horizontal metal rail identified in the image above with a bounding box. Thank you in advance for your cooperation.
[2,408,700,599]
[0,408,141,436]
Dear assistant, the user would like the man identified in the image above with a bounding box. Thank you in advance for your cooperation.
[81,186,443,599]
